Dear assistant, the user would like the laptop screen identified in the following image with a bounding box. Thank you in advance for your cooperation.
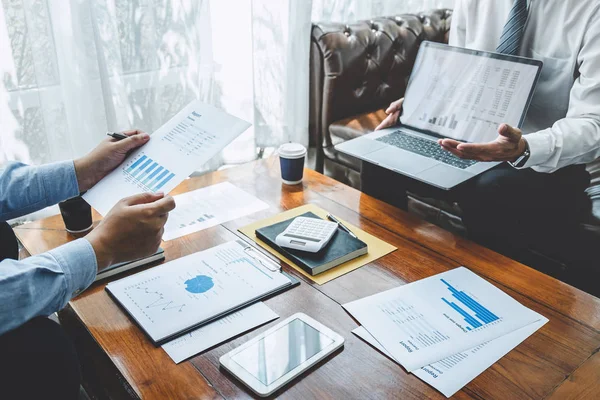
[400,42,542,143]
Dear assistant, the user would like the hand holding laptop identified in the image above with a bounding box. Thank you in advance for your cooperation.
[375,98,404,131]
[335,42,542,190]
[377,97,527,163]
[439,123,527,163]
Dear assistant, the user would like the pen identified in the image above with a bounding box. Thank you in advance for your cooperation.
[106,131,129,141]
[327,213,358,239]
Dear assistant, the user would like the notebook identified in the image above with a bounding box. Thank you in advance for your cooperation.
[106,240,299,345]
[256,212,368,275]
[94,248,165,282]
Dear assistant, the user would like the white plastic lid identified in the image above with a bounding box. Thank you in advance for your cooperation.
[278,143,307,159]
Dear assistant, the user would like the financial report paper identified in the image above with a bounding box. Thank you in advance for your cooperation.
[163,302,278,364]
[83,101,250,215]
[163,182,269,241]
[106,241,291,342]
[353,317,547,397]
[401,44,539,143]
[343,267,543,372]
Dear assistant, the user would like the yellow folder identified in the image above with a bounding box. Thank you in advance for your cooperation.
[238,204,396,285]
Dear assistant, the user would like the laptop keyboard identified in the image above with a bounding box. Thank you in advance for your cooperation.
[376,131,478,170]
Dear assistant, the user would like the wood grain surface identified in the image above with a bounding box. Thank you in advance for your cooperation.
[14,157,600,399]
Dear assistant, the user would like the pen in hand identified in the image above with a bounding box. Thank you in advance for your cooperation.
[327,213,358,239]
[106,131,129,141]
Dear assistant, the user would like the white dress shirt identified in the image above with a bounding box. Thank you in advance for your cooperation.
[450,0,600,172]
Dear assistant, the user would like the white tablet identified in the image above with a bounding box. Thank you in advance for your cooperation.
[219,313,344,397]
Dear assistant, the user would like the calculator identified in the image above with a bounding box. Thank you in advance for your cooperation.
[275,217,339,252]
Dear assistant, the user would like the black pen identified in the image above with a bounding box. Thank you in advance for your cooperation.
[327,213,358,239]
[106,131,128,141]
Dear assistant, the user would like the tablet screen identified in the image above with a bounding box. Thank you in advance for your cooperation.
[230,318,335,385]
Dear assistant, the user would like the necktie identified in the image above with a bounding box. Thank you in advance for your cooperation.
[496,0,529,55]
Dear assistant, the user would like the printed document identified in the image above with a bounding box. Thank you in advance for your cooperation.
[163,182,269,241]
[343,267,543,372]
[83,101,250,215]
[106,241,291,342]
[353,317,547,397]
[163,302,278,364]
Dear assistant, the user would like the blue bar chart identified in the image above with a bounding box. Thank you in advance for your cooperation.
[441,278,499,330]
[124,154,175,192]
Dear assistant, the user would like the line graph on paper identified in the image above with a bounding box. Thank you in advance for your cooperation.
[123,278,188,323]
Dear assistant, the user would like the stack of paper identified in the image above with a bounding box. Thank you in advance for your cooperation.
[162,302,278,364]
[343,267,548,398]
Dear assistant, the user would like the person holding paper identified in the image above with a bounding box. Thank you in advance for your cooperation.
[362,0,599,270]
[0,130,176,400]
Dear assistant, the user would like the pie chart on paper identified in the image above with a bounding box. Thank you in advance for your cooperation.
[184,275,214,294]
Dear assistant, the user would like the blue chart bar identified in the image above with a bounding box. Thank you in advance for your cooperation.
[441,278,499,329]
[142,166,164,185]
[154,172,175,191]
[138,162,158,181]
[131,158,153,178]
[126,155,147,173]
[125,155,176,192]
[148,170,169,190]
[442,298,482,328]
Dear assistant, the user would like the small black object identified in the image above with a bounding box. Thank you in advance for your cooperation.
[58,195,93,233]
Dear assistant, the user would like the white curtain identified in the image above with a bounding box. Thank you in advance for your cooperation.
[0,0,453,169]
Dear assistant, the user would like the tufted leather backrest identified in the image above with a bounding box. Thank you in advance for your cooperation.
[309,9,453,148]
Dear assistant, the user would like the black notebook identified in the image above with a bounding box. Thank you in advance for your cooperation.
[95,248,165,282]
[256,212,368,275]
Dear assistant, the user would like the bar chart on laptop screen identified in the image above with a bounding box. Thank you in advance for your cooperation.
[122,153,176,192]
[440,278,500,331]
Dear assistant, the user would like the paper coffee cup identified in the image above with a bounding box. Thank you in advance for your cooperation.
[278,143,307,185]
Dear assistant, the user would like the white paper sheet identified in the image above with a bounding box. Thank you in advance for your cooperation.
[163,182,269,241]
[163,302,278,364]
[106,241,291,342]
[343,267,543,372]
[83,100,250,215]
[353,316,548,397]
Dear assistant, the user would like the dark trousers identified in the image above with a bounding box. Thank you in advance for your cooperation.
[361,162,593,270]
[0,222,81,399]
[0,317,81,400]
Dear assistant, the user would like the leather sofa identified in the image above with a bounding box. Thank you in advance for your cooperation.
[309,9,599,278]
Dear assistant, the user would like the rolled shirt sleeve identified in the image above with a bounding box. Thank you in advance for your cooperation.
[0,160,80,221]
[0,238,97,335]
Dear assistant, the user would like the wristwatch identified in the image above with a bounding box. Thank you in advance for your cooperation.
[509,138,530,168]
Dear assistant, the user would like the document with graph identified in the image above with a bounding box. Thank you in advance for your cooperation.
[106,240,299,345]
[83,100,250,216]
[353,317,547,397]
[343,267,545,372]
[163,182,269,241]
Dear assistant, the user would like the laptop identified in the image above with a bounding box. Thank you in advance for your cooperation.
[335,41,543,190]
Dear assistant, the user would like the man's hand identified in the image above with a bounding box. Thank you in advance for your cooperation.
[86,192,176,270]
[74,130,150,192]
[438,123,527,162]
[375,98,404,131]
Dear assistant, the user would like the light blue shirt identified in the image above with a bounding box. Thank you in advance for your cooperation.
[0,161,97,335]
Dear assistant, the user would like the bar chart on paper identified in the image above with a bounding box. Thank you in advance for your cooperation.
[122,153,176,193]
[82,100,250,216]
[441,278,500,330]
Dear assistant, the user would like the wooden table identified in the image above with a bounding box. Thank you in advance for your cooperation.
[14,158,600,400]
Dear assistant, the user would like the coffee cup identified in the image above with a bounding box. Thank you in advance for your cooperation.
[59,195,93,233]
[278,143,307,185]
